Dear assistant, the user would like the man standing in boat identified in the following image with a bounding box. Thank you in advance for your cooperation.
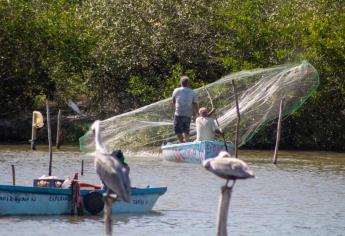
[172,76,198,143]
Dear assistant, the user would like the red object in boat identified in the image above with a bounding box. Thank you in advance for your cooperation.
[79,182,102,190]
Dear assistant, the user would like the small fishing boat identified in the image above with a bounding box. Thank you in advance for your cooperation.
[0,183,167,216]
[161,140,233,163]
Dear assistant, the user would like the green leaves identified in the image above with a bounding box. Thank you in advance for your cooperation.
[76,0,226,112]
[0,0,95,115]
[1,0,344,149]
[219,0,345,150]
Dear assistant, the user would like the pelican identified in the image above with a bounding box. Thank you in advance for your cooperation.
[91,120,131,201]
[91,120,131,235]
[203,151,254,236]
[202,151,254,185]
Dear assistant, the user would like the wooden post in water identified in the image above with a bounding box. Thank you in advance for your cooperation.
[217,185,235,236]
[31,112,37,150]
[56,109,62,149]
[204,86,229,152]
[81,160,84,176]
[104,197,114,236]
[273,98,285,164]
[46,101,53,176]
[11,165,15,186]
[232,80,240,158]
[215,80,241,236]
[71,181,77,216]
[71,173,79,216]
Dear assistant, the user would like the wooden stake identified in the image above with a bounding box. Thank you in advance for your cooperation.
[216,184,235,236]
[56,109,62,149]
[204,86,229,152]
[71,173,80,216]
[104,196,114,236]
[215,81,240,236]
[104,190,117,236]
[273,98,285,164]
[11,165,15,186]
[46,101,53,176]
[71,181,77,216]
[81,160,84,176]
[31,112,37,150]
[232,80,240,158]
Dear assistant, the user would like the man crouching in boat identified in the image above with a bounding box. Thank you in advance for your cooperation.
[172,76,199,143]
[195,107,223,141]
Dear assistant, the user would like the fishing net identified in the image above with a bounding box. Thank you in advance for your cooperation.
[79,61,319,153]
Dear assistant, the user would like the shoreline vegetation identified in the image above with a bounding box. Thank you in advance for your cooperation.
[1,0,344,151]
[0,109,344,153]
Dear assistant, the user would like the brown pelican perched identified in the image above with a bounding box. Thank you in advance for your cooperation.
[202,151,254,185]
[91,120,131,201]
[91,120,131,235]
[203,151,254,236]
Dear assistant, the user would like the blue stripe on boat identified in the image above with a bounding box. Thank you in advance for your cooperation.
[161,140,233,163]
[0,184,167,215]
[0,185,167,196]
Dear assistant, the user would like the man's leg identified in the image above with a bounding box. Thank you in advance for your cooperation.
[182,116,191,142]
[174,116,185,143]
[177,133,184,143]
[183,133,189,142]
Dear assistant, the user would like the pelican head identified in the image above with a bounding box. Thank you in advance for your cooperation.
[202,151,254,180]
[91,120,101,135]
[91,120,108,154]
[202,158,212,170]
[216,150,232,159]
[203,151,233,172]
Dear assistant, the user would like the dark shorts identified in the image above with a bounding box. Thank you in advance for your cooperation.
[174,115,191,134]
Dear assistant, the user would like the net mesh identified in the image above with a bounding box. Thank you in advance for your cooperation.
[79,61,319,153]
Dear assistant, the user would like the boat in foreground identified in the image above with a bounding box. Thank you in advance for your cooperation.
[161,140,233,163]
[0,184,167,216]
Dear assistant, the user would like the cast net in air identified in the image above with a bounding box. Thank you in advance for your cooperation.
[79,61,319,153]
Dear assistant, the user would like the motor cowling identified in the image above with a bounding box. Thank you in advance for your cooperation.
[83,191,104,215]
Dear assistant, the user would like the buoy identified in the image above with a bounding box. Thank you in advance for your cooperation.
[83,191,104,215]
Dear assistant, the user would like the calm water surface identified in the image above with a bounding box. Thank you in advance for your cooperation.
[0,145,344,236]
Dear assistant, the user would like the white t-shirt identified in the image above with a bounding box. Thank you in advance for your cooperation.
[172,87,198,117]
[196,116,218,141]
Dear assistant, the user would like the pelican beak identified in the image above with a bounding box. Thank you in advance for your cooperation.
[202,159,211,169]
[247,170,255,178]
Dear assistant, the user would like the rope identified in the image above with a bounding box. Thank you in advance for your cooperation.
[203,86,229,152]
